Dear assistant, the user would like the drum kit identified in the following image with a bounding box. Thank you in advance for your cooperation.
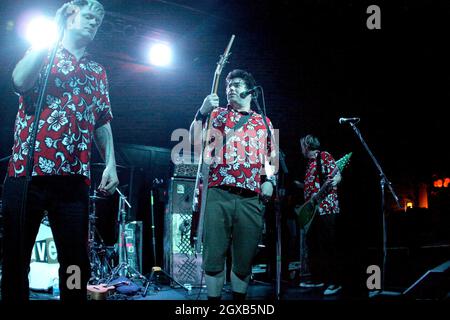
[2,161,152,296]
[87,163,147,286]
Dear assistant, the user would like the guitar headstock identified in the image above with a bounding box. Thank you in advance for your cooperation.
[214,35,235,76]
[211,34,236,94]
[336,152,352,172]
[215,53,231,75]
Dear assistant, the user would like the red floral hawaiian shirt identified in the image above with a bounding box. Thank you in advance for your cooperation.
[206,106,275,194]
[304,151,340,215]
[7,45,113,184]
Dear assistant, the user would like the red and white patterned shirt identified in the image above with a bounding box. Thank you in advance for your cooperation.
[7,45,113,184]
[304,151,340,215]
[206,106,275,194]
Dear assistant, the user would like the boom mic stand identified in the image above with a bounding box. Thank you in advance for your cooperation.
[345,120,401,292]
[251,89,285,300]
[149,178,163,269]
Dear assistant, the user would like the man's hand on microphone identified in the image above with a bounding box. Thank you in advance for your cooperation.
[199,94,219,116]
[55,2,79,31]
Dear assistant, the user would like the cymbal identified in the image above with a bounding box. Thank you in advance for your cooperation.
[90,194,107,201]
[91,163,127,169]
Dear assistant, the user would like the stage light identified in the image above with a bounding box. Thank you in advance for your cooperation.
[6,20,15,32]
[148,43,172,67]
[444,178,450,188]
[434,179,443,188]
[25,16,58,49]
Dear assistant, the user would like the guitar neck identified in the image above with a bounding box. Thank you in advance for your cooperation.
[315,166,339,201]
[192,34,235,253]
[211,73,220,94]
[312,152,351,203]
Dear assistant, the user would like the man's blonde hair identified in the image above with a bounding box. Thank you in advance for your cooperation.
[71,0,105,17]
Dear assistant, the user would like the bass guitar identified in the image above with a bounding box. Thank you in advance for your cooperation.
[190,35,235,253]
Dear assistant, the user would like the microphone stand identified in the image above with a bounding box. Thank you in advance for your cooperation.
[0,155,11,163]
[274,149,288,300]
[149,179,161,268]
[251,92,286,300]
[17,29,64,287]
[142,178,190,296]
[346,121,401,291]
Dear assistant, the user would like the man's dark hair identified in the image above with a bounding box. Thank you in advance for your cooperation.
[225,69,256,90]
[300,134,321,151]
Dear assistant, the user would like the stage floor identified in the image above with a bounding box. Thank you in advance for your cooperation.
[23,280,357,301]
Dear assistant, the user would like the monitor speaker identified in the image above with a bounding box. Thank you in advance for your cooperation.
[402,260,450,300]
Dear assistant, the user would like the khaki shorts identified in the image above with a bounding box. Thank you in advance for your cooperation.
[202,187,265,277]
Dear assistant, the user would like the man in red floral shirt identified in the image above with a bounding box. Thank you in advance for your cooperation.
[1,0,119,301]
[299,134,342,296]
[189,69,277,300]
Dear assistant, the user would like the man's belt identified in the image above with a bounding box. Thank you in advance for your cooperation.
[217,185,258,197]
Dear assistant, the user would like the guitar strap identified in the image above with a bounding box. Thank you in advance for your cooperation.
[213,112,251,153]
[316,151,324,187]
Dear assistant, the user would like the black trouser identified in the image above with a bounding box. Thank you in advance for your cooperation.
[1,176,90,301]
[306,213,340,285]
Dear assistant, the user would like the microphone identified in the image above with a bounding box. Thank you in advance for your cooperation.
[339,117,360,124]
[58,5,78,27]
[239,87,260,98]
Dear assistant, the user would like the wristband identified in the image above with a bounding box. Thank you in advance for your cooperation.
[266,176,277,188]
[195,109,208,122]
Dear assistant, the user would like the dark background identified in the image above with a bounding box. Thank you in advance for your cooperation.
[0,0,449,294]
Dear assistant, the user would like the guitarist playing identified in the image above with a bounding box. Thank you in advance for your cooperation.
[189,70,276,300]
[298,134,342,296]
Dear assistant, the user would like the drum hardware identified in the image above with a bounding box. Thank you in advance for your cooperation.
[88,189,116,284]
[104,187,147,287]
[91,163,127,171]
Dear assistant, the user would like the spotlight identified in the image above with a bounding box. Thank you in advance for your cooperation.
[25,16,58,49]
[6,20,15,32]
[148,43,172,67]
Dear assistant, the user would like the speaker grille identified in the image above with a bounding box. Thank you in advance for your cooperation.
[164,178,203,287]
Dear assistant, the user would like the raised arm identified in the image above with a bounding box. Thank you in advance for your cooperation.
[189,94,219,145]
[12,48,48,93]
[12,3,77,93]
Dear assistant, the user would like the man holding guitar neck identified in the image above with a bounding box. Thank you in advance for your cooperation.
[298,134,342,295]
[189,69,276,300]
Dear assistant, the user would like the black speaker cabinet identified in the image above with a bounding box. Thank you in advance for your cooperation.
[164,177,203,287]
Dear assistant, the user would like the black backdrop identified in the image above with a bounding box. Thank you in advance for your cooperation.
[1,0,449,292]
